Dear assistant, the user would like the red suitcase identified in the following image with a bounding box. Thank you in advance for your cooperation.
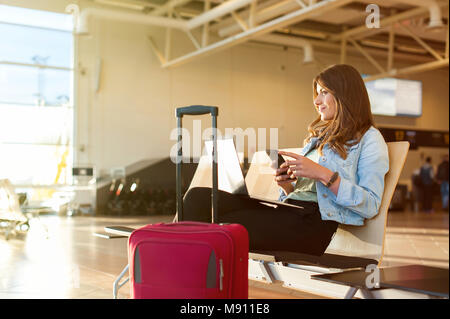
[128,106,249,299]
[128,221,248,299]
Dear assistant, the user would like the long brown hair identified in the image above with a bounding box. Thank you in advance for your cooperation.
[305,64,374,159]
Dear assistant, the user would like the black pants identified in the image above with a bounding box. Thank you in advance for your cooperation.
[182,187,338,256]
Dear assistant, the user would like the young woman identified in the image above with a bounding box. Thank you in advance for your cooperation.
[183,64,389,256]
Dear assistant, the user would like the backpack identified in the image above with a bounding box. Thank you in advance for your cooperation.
[420,166,433,186]
[413,174,423,188]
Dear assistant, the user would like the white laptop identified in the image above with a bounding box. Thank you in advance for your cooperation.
[188,138,303,209]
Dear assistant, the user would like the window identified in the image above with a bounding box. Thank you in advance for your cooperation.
[0,4,74,186]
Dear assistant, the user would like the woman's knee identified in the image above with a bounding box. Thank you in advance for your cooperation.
[182,187,212,222]
[184,187,210,202]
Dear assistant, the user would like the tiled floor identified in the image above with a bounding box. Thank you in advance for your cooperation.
[0,210,448,299]
[381,211,449,269]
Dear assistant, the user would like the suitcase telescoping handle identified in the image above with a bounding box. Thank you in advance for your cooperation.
[176,105,218,117]
[158,221,214,227]
[175,105,219,224]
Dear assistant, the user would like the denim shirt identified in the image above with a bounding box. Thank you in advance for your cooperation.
[279,126,389,226]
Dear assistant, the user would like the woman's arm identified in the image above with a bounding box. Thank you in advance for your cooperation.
[278,150,341,195]
[279,130,389,219]
[332,131,389,219]
[317,168,341,195]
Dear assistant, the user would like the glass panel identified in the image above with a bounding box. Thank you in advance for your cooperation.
[0,144,73,185]
[0,64,73,106]
[0,22,73,68]
[0,5,74,187]
[0,4,73,31]
[0,104,73,145]
[42,68,73,106]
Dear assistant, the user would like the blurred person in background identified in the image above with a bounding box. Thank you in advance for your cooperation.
[420,156,434,213]
[436,154,449,211]
[411,167,422,213]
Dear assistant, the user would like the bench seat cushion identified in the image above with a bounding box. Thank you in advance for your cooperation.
[250,250,378,269]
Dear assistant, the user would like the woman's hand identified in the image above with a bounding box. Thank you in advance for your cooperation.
[278,150,340,195]
[274,162,296,195]
[278,151,325,180]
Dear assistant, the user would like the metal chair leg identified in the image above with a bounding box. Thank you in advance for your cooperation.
[360,288,375,299]
[344,287,358,299]
[258,261,275,283]
[113,264,129,299]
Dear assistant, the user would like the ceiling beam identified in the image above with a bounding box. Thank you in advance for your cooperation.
[387,20,395,71]
[262,35,441,64]
[149,0,194,16]
[349,38,386,73]
[93,0,161,11]
[329,6,433,42]
[161,0,353,68]
[397,23,445,61]
[186,0,256,30]
[216,0,301,38]
[363,58,449,82]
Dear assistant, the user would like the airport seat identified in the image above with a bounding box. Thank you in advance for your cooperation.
[0,179,28,239]
[0,179,51,240]
[103,141,410,298]
[246,142,410,269]
[175,141,409,268]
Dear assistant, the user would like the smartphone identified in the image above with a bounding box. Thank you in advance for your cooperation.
[266,149,286,169]
[266,149,295,180]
